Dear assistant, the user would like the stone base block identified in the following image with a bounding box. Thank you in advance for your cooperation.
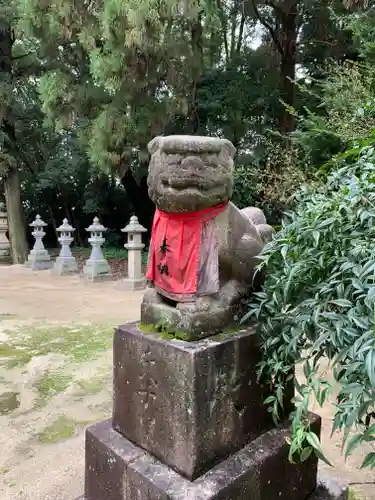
[113,322,277,480]
[122,276,146,290]
[80,273,115,282]
[52,257,79,276]
[25,259,53,270]
[78,475,348,500]
[26,249,53,270]
[83,418,321,500]
[82,259,112,281]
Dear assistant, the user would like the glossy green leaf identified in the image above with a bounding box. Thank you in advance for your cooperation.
[360,452,375,469]
[345,433,363,458]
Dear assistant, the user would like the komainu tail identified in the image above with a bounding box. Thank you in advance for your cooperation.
[241,206,274,244]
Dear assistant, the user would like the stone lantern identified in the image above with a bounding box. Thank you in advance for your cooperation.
[0,202,11,265]
[121,215,147,290]
[26,215,53,270]
[82,216,112,281]
[52,218,78,276]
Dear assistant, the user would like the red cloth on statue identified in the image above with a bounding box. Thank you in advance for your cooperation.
[146,203,227,296]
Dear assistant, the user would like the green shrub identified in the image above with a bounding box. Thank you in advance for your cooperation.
[233,141,313,226]
[291,62,375,175]
[245,139,375,468]
[232,163,258,209]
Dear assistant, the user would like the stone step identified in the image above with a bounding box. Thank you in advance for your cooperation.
[77,478,348,500]
[83,417,322,500]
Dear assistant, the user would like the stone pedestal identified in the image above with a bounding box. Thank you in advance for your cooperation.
[79,431,347,500]
[78,322,345,500]
[82,217,112,282]
[113,323,274,480]
[25,215,53,270]
[84,415,320,500]
[0,202,11,265]
[52,218,78,276]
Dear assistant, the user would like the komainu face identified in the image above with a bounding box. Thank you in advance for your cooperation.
[147,135,236,213]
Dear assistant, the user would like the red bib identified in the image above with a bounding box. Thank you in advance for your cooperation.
[146,203,227,296]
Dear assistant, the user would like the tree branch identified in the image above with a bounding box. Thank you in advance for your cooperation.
[264,0,279,9]
[236,12,246,55]
[251,0,284,56]
[216,0,229,63]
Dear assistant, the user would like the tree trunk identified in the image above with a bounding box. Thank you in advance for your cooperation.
[0,22,28,263]
[4,166,28,263]
[251,0,299,136]
[190,16,205,134]
[277,0,299,135]
[121,167,154,237]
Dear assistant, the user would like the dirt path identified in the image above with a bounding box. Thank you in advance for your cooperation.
[0,265,143,500]
[0,265,373,500]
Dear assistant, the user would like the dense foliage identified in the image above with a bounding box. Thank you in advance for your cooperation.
[1,0,365,259]
[245,7,375,460]
[246,135,375,468]
[290,61,375,174]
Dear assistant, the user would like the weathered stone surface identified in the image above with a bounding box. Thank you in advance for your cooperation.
[79,474,348,500]
[123,277,147,290]
[113,322,277,480]
[83,415,321,500]
[141,286,247,340]
[142,135,274,338]
[84,419,144,500]
[147,135,235,214]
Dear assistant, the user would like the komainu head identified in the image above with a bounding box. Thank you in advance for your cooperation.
[147,135,236,213]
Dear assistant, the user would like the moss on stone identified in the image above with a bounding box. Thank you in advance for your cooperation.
[138,322,241,342]
[37,416,78,444]
[209,326,242,341]
[138,323,157,334]
[138,322,189,341]
[159,329,189,341]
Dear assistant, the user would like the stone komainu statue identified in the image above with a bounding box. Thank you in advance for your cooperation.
[141,135,273,339]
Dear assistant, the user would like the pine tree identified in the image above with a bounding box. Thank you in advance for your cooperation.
[17,0,261,228]
[14,0,362,228]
